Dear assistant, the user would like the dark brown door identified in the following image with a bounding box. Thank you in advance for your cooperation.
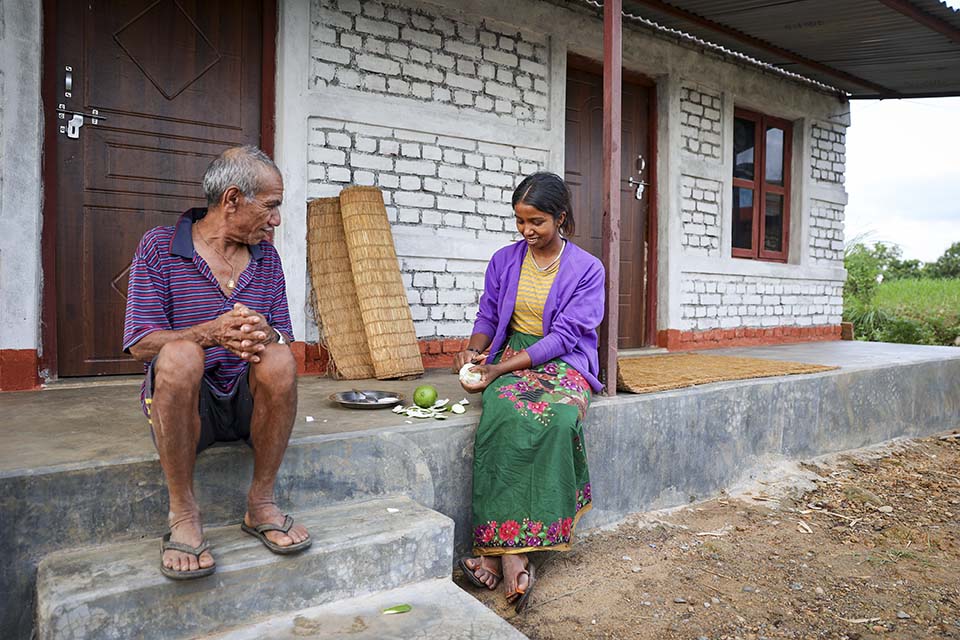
[50,0,265,376]
[565,67,653,348]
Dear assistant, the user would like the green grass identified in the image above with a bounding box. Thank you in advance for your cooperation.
[875,278,960,320]
[845,279,960,347]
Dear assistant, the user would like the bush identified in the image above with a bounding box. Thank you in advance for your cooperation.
[843,243,881,305]
[845,278,960,346]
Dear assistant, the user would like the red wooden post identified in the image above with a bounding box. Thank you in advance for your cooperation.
[600,0,622,395]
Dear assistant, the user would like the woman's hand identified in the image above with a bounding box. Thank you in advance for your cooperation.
[452,348,482,373]
[459,362,502,394]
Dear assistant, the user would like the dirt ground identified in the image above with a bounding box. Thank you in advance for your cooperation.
[456,432,960,639]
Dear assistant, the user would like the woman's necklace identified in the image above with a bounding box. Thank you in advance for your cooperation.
[197,230,239,291]
[530,239,565,273]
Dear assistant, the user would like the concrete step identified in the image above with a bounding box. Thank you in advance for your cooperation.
[202,578,527,640]
[35,496,453,640]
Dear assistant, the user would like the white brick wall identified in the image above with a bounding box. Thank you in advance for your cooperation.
[811,122,846,184]
[809,199,845,264]
[680,274,843,331]
[680,175,721,255]
[306,116,548,337]
[310,0,550,125]
[680,85,722,159]
[400,257,486,338]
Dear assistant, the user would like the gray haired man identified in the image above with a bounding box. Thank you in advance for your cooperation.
[123,146,310,579]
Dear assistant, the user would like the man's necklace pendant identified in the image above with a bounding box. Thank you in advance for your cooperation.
[227,279,236,290]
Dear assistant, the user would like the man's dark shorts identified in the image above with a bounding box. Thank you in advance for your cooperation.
[144,360,254,453]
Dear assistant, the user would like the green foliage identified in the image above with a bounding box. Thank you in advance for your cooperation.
[926,241,960,280]
[843,242,881,305]
[845,277,960,347]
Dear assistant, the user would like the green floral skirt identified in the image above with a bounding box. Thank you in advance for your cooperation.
[472,332,592,556]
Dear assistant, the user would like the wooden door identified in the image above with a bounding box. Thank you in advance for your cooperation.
[565,67,653,348]
[49,0,266,376]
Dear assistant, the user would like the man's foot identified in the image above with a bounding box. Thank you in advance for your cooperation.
[162,513,215,576]
[460,556,502,589]
[244,503,311,551]
[502,553,531,604]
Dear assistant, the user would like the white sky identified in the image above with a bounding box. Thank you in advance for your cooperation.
[845,97,960,263]
[843,0,960,263]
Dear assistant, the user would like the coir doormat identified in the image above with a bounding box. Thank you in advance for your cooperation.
[617,353,837,394]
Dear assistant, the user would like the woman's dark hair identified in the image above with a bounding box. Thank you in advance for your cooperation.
[511,172,575,236]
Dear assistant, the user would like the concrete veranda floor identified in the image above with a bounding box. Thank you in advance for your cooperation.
[2,340,958,477]
[0,368,479,476]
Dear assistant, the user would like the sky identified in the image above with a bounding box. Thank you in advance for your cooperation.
[845,97,960,263]
[843,0,960,264]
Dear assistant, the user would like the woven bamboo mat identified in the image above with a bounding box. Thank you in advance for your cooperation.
[617,353,837,394]
[338,186,424,379]
[306,196,375,379]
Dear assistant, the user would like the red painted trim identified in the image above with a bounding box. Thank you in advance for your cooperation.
[732,108,791,263]
[292,338,469,376]
[657,325,842,351]
[39,0,59,380]
[260,0,277,157]
[644,82,658,347]
[0,349,42,391]
[290,341,330,375]
[418,337,470,370]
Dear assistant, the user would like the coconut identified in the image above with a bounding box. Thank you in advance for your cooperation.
[459,362,482,386]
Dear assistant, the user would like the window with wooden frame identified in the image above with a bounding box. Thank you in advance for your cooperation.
[732,108,792,262]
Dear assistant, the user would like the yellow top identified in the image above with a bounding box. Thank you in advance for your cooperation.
[510,247,561,336]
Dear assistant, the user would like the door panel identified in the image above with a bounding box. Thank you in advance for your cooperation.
[565,67,652,348]
[52,0,264,376]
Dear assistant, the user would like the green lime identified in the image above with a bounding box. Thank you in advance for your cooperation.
[413,385,438,408]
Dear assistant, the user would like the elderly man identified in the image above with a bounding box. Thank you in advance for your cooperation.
[123,146,310,580]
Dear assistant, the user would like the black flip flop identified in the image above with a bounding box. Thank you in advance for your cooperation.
[160,533,215,580]
[241,514,312,555]
[459,557,502,589]
[511,563,536,613]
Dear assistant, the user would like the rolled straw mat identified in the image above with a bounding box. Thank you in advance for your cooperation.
[617,353,837,394]
[338,186,424,379]
[307,196,375,379]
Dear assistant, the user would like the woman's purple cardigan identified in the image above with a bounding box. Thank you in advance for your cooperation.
[472,239,606,393]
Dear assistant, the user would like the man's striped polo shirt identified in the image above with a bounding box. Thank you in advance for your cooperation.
[123,208,294,414]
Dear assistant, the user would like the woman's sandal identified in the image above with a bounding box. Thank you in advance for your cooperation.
[159,533,215,580]
[458,556,502,590]
[506,562,536,613]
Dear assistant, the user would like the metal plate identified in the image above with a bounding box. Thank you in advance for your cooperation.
[328,390,404,410]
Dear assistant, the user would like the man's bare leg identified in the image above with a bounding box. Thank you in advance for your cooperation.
[244,343,309,546]
[152,340,215,572]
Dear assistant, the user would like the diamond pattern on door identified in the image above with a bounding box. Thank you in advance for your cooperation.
[111,263,131,300]
[113,0,222,100]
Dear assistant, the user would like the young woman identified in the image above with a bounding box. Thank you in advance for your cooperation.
[455,172,605,612]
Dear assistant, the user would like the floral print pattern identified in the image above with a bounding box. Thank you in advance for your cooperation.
[495,345,591,426]
[473,482,592,550]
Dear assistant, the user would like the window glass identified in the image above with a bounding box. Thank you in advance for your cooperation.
[765,126,785,186]
[733,118,755,180]
[732,187,754,250]
[764,193,784,252]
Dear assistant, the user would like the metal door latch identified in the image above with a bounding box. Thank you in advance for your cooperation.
[628,177,648,200]
[66,114,84,139]
[56,104,106,139]
[629,153,648,200]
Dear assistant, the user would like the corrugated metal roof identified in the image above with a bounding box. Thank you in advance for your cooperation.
[600,0,960,98]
